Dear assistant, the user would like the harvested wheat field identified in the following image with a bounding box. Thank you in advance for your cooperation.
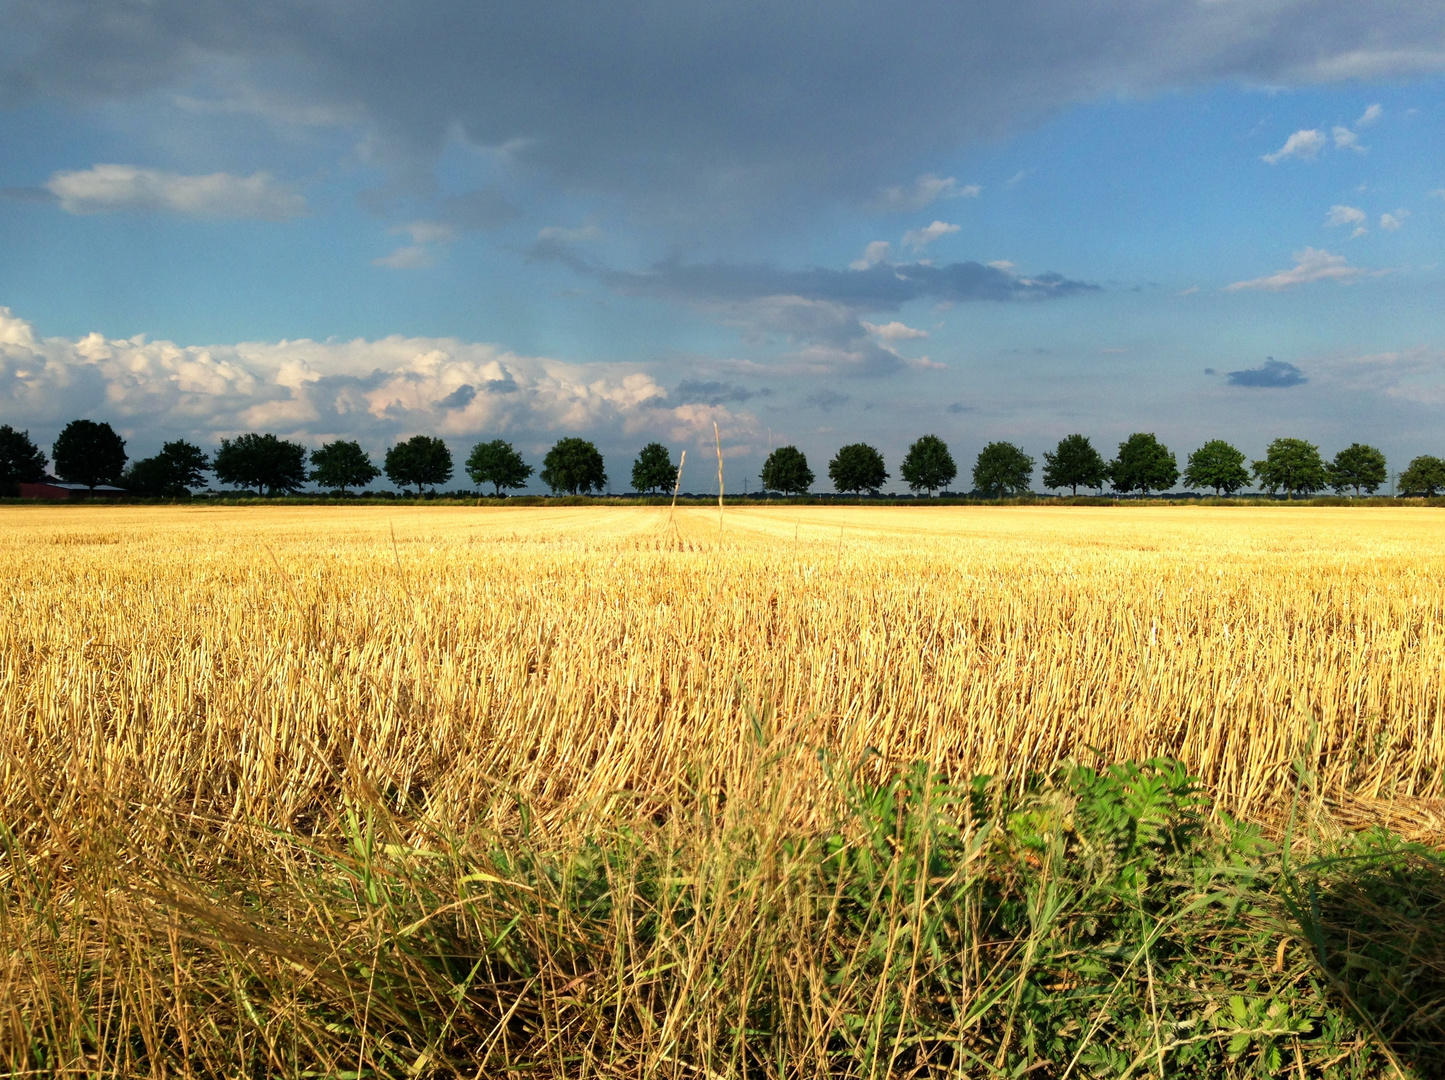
[4,504,1445,1077]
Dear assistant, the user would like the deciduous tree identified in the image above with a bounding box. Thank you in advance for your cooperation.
[972,441,1034,498]
[1399,455,1445,497]
[124,440,210,496]
[899,434,956,495]
[1183,440,1250,496]
[541,438,607,494]
[828,442,888,494]
[630,442,676,494]
[1042,434,1106,495]
[1327,443,1387,497]
[213,433,309,495]
[1109,433,1178,496]
[385,436,454,495]
[760,446,813,495]
[467,439,533,496]
[53,419,127,490]
[0,425,47,495]
[1252,438,1328,499]
[311,440,381,493]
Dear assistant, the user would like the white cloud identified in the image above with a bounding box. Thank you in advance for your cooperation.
[1429,188,1445,201]
[395,220,457,244]
[987,259,1016,272]
[1351,226,1369,238]
[849,240,893,270]
[1224,247,1368,291]
[1380,210,1408,231]
[902,219,960,251]
[1325,204,1366,226]
[0,305,752,461]
[873,173,979,211]
[44,164,305,219]
[1332,125,1363,152]
[1355,103,1383,126]
[1261,129,1326,163]
[371,244,434,269]
[1176,286,1200,296]
[862,320,929,341]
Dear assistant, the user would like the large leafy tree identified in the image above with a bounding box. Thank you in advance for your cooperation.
[1109,433,1179,496]
[124,440,210,496]
[1183,440,1250,496]
[53,419,127,489]
[1328,443,1387,497]
[311,440,381,493]
[828,442,888,494]
[1399,455,1445,497]
[385,436,454,495]
[1041,434,1107,495]
[972,441,1034,498]
[0,425,48,495]
[630,442,676,494]
[213,433,309,495]
[540,437,607,494]
[898,434,957,496]
[1252,438,1328,499]
[759,446,813,495]
[467,439,534,496]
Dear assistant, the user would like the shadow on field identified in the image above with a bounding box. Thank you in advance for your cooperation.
[1288,838,1445,1077]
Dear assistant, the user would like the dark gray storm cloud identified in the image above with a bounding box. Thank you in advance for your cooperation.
[1227,358,1308,388]
[3,1,1441,218]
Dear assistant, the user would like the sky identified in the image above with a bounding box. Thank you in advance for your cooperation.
[1,0,1443,494]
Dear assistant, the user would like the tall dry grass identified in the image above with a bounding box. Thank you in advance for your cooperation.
[2,503,1444,1076]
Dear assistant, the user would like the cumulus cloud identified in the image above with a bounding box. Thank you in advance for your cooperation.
[1224,247,1367,291]
[0,305,756,463]
[863,321,929,341]
[1380,210,1408,231]
[849,241,893,270]
[902,220,960,252]
[1332,125,1363,151]
[874,174,980,212]
[371,244,434,269]
[1325,204,1366,227]
[1356,103,1383,126]
[44,164,305,219]
[1261,129,1327,163]
[673,380,764,405]
[1226,358,1308,388]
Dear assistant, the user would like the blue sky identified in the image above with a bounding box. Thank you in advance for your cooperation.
[2,1,1442,492]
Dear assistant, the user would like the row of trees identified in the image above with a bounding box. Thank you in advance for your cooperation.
[5,420,1445,499]
[763,433,1445,498]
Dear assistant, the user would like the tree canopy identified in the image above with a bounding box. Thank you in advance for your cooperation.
[898,434,956,495]
[1399,455,1445,497]
[468,439,534,496]
[311,440,381,493]
[213,433,309,495]
[630,442,676,494]
[828,442,888,494]
[760,446,813,495]
[0,425,48,495]
[1328,443,1387,497]
[1041,434,1107,495]
[1183,439,1250,496]
[53,419,127,489]
[385,436,454,495]
[972,441,1034,498]
[124,440,210,496]
[541,438,607,494]
[1109,433,1178,496]
[1252,438,1328,499]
